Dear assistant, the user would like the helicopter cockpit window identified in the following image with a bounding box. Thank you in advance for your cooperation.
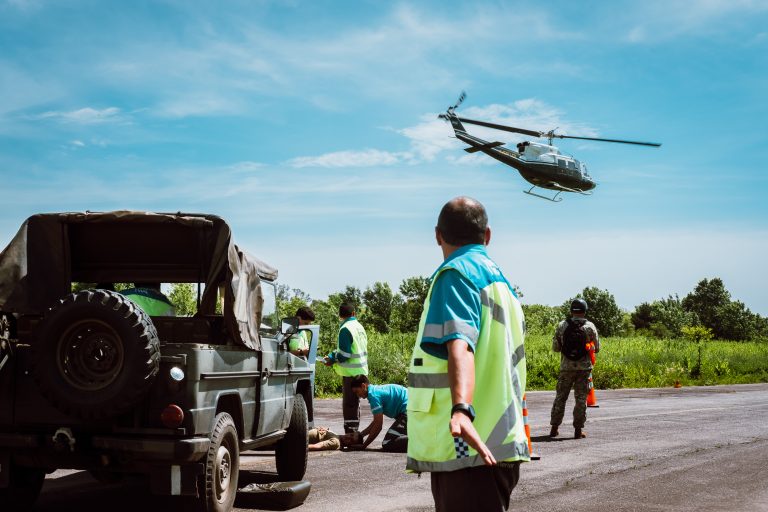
[557,159,567,168]
[567,160,577,170]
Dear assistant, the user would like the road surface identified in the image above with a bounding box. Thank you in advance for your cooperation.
[32,383,768,511]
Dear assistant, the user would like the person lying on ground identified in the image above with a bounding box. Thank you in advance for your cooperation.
[308,427,363,451]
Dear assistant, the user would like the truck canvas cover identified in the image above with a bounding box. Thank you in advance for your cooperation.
[0,211,276,350]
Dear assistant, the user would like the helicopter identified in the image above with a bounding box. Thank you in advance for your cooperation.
[439,92,661,202]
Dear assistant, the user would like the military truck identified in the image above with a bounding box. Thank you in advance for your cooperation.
[0,212,314,512]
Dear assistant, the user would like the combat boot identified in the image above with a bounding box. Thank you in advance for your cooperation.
[549,426,559,437]
[574,428,586,439]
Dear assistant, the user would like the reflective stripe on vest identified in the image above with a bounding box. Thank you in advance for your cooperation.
[334,319,369,376]
[406,248,529,472]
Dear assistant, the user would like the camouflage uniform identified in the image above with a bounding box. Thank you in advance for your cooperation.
[550,317,599,429]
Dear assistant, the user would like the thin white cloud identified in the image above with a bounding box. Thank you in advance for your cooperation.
[287,149,405,168]
[89,4,584,118]
[31,107,122,124]
[69,140,85,147]
[153,93,243,119]
[398,98,598,163]
[622,0,768,43]
[287,98,598,169]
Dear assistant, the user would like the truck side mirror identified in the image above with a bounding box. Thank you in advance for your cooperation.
[280,316,299,336]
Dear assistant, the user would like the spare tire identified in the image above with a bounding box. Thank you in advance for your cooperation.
[31,289,161,419]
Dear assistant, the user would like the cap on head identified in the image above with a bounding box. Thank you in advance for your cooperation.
[570,299,588,313]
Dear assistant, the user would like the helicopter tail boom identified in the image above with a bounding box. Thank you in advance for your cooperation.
[464,141,505,153]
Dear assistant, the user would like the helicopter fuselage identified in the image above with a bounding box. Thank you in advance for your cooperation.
[454,130,596,193]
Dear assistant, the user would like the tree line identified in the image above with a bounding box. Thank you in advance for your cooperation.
[148,276,766,343]
[271,276,767,344]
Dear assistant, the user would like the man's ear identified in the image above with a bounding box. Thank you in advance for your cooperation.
[484,227,491,246]
[435,227,443,246]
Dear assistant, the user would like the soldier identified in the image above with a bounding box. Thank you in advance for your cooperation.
[549,299,600,439]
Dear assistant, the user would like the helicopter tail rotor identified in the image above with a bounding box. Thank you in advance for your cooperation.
[449,91,466,113]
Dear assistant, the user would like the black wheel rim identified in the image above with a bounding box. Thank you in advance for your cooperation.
[56,319,125,391]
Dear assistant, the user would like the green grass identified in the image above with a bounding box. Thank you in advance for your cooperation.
[314,333,768,396]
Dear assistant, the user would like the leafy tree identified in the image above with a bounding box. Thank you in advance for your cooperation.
[562,287,624,337]
[363,282,395,334]
[332,285,362,312]
[169,283,196,316]
[682,278,730,333]
[718,300,759,341]
[392,276,430,333]
[632,296,697,338]
[631,302,653,331]
[276,284,311,320]
[521,304,561,336]
[682,278,767,340]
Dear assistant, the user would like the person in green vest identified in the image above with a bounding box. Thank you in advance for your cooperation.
[322,302,369,432]
[122,283,175,317]
[406,197,529,512]
[288,306,315,358]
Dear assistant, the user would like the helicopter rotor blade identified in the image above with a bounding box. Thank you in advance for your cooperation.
[450,91,467,111]
[453,116,543,138]
[551,133,662,147]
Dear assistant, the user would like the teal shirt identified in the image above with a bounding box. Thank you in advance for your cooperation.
[367,384,408,418]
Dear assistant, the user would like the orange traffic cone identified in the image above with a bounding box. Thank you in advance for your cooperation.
[586,372,599,408]
[522,394,540,460]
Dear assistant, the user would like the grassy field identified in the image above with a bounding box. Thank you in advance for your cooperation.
[313,332,768,396]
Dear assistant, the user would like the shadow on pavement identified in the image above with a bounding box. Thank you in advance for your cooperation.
[530,435,570,443]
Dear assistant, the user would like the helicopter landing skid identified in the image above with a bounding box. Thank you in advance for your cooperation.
[524,186,563,202]
[524,183,593,202]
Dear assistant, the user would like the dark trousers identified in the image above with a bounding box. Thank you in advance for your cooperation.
[381,413,408,453]
[341,376,360,432]
[550,369,591,428]
[431,463,520,512]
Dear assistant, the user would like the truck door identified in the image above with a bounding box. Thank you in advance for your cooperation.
[254,281,289,435]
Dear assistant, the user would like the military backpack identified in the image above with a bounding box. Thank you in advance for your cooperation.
[562,318,588,361]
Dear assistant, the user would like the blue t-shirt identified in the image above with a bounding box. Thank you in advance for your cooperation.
[419,244,515,360]
[367,384,408,418]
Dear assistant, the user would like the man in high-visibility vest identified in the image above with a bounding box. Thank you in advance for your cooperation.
[288,306,315,358]
[406,197,529,512]
[323,302,369,432]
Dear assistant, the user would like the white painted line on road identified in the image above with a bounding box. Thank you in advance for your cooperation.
[589,402,768,422]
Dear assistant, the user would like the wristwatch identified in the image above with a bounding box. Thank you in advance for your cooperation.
[451,403,476,422]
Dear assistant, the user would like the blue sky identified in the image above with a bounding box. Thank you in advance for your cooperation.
[1,0,767,314]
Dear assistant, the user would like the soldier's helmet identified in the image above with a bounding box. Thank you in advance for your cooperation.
[570,299,588,313]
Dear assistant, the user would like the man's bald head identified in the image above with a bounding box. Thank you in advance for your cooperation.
[436,196,488,247]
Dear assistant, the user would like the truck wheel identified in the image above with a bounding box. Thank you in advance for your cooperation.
[0,464,45,511]
[31,289,160,419]
[275,394,308,481]
[196,412,239,512]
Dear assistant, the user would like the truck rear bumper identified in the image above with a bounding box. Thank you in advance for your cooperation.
[0,432,210,462]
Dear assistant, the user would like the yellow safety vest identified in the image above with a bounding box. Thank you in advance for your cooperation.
[406,246,529,472]
[288,329,310,354]
[333,318,369,377]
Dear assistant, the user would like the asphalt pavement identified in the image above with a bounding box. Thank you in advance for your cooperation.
[32,383,768,511]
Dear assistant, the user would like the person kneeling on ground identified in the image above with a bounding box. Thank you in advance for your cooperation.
[308,427,363,451]
[350,375,408,453]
